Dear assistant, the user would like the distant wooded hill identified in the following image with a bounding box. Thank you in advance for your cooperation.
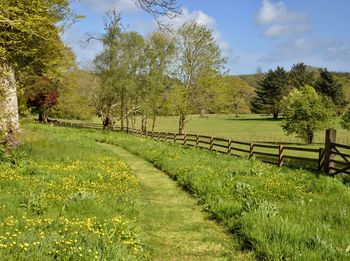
[237,70,350,102]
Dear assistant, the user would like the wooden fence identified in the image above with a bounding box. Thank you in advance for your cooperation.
[45,120,349,176]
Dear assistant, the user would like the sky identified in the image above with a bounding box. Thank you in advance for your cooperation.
[63,0,350,75]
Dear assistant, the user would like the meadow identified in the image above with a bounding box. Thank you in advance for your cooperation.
[57,114,350,145]
[1,123,350,260]
[97,130,350,260]
[0,125,145,260]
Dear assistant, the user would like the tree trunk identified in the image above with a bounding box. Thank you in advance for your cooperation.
[141,114,147,133]
[273,112,278,119]
[120,89,125,131]
[126,113,129,133]
[199,108,206,118]
[151,113,156,132]
[102,108,114,130]
[178,113,186,134]
[130,111,135,130]
[38,110,48,123]
[0,62,20,146]
[306,129,314,144]
[234,104,239,118]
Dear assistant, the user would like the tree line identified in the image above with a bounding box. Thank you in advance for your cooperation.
[1,0,349,146]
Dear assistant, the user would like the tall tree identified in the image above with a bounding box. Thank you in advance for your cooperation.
[251,66,289,119]
[94,13,146,130]
[314,68,347,108]
[140,32,175,132]
[289,63,315,88]
[174,21,226,133]
[0,0,73,144]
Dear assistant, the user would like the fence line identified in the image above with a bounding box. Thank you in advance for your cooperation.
[44,120,349,176]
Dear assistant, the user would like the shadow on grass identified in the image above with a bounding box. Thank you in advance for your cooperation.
[224,117,283,122]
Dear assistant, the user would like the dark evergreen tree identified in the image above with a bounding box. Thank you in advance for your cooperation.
[251,66,290,119]
[289,63,315,88]
[315,68,347,107]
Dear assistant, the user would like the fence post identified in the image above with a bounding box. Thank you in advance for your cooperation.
[323,128,337,175]
[249,142,254,159]
[196,135,199,147]
[227,139,232,154]
[183,134,187,145]
[278,144,284,167]
[209,136,214,151]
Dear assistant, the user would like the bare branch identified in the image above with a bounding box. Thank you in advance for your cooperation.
[135,0,181,31]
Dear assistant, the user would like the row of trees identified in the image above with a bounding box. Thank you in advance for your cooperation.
[90,13,239,134]
[0,0,182,147]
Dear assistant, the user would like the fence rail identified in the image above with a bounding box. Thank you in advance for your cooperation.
[44,120,349,176]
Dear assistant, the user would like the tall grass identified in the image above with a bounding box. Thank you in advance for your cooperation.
[97,130,350,260]
[0,124,146,260]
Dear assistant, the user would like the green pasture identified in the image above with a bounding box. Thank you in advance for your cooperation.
[53,114,350,145]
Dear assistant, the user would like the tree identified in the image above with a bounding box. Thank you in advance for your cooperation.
[94,12,147,130]
[0,0,74,145]
[281,85,335,144]
[251,66,289,119]
[289,62,315,88]
[139,31,175,132]
[315,68,347,108]
[25,76,59,122]
[209,76,254,116]
[55,68,99,120]
[174,21,226,133]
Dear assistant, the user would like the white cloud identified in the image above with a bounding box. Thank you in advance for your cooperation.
[256,0,311,38]
[258,37,350,66]
[160,8,233,58]
[81,0,138,13]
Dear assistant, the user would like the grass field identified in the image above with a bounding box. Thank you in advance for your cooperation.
[54,114,350,145]
[96,129,350,260]
[1,123,249,260]
[2,123,350,260]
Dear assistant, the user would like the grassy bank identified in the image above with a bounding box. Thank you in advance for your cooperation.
[96,130,350,260]
[0,125,145,260]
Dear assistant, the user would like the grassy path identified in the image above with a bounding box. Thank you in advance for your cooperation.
[100,144,252,260]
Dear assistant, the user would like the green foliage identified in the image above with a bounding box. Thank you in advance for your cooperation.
[24,76,59,122]
[315,68,347,108]
[341,109,350,130]
[98,131,350,260]
[289,62,315,88]
[213,76,255,116]
[281,85,335,143]
[55,69,99,120]
[252,67,290,119]
[0,0,74,76]
[174,21,226,131]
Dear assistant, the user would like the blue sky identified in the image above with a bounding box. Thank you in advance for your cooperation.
[63,0,350,75]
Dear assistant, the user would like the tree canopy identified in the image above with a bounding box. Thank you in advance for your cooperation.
[281,85,335,144]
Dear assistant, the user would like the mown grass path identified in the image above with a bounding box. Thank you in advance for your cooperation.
[100,144,252,260]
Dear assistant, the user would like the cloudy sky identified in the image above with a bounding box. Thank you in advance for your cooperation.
[63,0,350,75]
